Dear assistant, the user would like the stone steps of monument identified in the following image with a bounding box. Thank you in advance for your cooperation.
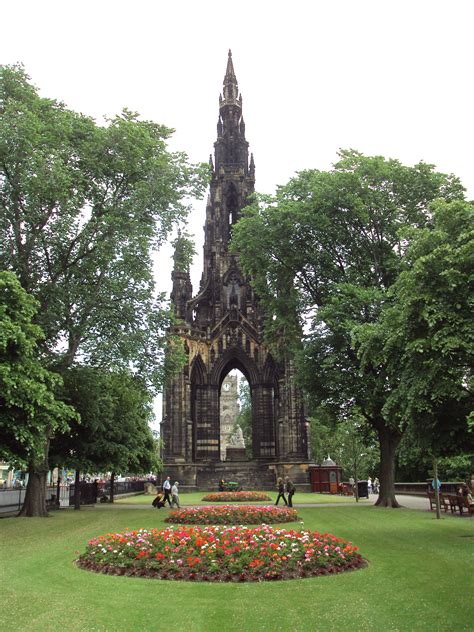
[196,463,276,491]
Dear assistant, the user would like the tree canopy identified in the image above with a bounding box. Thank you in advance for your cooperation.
[0,65,208,515]
[0,271,76,465]
[51,367,160,479]
[232,149,466,506]
[354,198,474,458]
[0,64,208,388]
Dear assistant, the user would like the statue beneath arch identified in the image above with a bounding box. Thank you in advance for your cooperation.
[161,51,310,490]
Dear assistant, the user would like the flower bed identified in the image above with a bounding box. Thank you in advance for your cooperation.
[202,492,272,502]
[77,525,366,581]
[166,504,296,524]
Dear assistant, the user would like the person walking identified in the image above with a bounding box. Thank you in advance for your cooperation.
[373,477,380,494]
[275,477,287,506]
[162,476,172,507]
[152,491,165,509]
[285,476,296,507]
[171,481,180,508]
[367,477,373,495]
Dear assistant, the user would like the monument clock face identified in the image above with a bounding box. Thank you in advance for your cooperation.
[223,382,230,391]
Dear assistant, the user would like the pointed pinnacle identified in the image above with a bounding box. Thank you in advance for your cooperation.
[225,49,236,83]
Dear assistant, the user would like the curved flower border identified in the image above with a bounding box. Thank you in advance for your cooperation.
[77,525,367,582]
[166,504,297,524]
[202,492,272,502]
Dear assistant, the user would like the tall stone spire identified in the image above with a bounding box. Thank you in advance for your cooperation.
[222,49,239,104]
[161,51,309,489]
[214,50,249,173]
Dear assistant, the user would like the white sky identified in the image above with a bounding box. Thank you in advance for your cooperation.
[3,0,473,424]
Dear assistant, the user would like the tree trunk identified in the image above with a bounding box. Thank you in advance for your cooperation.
[109,472,115,503]
[56,469,61,509]
[19,433,51,517]
[18,462,49,517]
[433,459,441,520]
[354,460,359,502]
[74,469,81,510]
[374,424,402,508]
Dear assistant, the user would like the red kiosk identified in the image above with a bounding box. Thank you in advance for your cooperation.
[309,457,342,494]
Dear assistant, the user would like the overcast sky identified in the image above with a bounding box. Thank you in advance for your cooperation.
[3,0,473,421]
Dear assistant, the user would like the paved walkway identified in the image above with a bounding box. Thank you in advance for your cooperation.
[3,494,469,518]
[109,494,440,512]
[296,494,472,517]
[0,494,472,518]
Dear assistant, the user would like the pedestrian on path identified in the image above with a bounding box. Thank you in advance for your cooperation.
[163,476,172,506]
[275,477,287,506]
[152,492,165,509]
[285,476,296,507]
[171,481,180,508]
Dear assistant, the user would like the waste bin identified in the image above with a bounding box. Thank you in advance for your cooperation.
[357,480,368,498]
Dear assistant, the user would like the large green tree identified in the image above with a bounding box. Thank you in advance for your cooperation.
[0,65,208,514]
[50,367,160,507]
[0,271,76,516]
[354,199,474,462]
[232,150,464,506]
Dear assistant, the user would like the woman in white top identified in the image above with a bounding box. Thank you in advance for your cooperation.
[171,482,180,508]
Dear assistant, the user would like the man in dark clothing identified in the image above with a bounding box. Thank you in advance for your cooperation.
[285,477,296,507]
[275,477,287,506]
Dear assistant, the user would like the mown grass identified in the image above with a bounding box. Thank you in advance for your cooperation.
[1,504,472,631]
[116,491,370,506]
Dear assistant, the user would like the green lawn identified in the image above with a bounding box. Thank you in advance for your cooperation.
[1,504,472,631]
[116,491,370,505]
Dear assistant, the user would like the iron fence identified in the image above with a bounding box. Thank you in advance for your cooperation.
[0,480,145,514]
[0,485,60,514]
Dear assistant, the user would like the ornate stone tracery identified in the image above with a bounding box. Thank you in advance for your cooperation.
[161,51,309,489]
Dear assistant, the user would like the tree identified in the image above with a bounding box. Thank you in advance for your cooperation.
[50,367,160,507]
[354,199,474,462]
[0,271,76,516]
[396,428,473,482]
[232,150,464,506]
[309,407,379,482]
[0,65,208,515]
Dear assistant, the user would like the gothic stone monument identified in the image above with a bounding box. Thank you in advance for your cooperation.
[161,51,310,490]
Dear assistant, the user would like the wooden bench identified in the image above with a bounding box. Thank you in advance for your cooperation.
[436,493,474,516]
[427,492,449,512]
[445,494,459,514]
[456,495,474,516]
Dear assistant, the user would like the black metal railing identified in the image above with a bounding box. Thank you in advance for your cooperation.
[0,485,60,514]
[0,480,145,513]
